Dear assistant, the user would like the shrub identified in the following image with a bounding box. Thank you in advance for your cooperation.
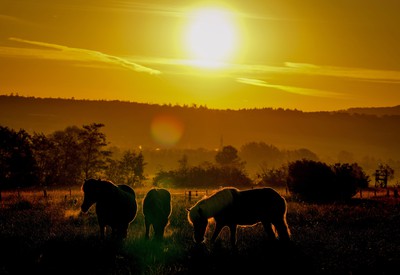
[287,159,369,202]
[152,164,252,188]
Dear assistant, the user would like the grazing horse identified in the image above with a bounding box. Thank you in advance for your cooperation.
[187,187,291,247]
[143,188,172,240]
[81,179,137,240]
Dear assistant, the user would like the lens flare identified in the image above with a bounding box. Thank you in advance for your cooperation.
[151,114,184,147]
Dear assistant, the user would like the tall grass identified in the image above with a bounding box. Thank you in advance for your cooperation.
[0,187,399,274]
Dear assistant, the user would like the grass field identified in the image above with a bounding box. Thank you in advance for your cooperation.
[0,186,399,275]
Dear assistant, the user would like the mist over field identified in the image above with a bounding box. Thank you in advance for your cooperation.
[1,95,399,178]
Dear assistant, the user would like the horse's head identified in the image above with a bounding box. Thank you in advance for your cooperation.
[81,179,100,213]
[187,205,208,244]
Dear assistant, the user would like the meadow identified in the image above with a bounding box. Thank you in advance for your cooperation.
[0,186,399,275]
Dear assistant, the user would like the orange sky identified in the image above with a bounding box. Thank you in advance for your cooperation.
[1,0,400,111]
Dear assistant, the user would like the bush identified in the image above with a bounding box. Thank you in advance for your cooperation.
[287,160,369,202]
[153,164,252,188]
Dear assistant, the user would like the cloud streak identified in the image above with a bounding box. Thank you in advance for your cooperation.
[231,62,400,84]
[3,37,400,100]
[236,77,344,98]
[8,37,161,75]
[283,62,400,83]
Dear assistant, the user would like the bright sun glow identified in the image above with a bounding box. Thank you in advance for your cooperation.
[185,8,238,68]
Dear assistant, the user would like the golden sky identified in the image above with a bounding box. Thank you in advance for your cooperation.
[1,0,400,111]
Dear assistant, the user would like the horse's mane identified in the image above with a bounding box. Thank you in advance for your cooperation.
[189,187,238,222]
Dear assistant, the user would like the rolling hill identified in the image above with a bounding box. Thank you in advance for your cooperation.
[1,95,399,164]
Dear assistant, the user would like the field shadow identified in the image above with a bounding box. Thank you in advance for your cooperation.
[36,236,139,275]
[188,239,315,275]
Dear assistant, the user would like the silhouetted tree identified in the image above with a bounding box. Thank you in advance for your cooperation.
[133,151,146,185]
[105,158,124,184]
[287,159,335,202]
[332,163,370,199]
[50,126,83,185]
[287,159,370,202]
[287,148,319,162]
[0,126,37,189]
[105,149,146,187]
[215,145,241,167]
[79,123,111,179]
[256,165,288,188]
[152,161,252,188]
[31,132,57,186]
[240,142,283,168]
[178,154,189,173]
[374,163,394,188]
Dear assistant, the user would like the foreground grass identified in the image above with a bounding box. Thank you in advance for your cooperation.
[0,187,399,274]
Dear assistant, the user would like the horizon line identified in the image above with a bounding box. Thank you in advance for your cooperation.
[1,93,399,113]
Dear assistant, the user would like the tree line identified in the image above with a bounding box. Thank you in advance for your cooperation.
[0,123,394,202]
[0,123,145,189]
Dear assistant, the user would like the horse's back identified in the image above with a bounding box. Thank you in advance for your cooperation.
[143,188,171,217]
[237,187,286,220]
[240,187,284,202]
[239,188,286,210]
[219,187,287,225]
[118,184,136,198]
[112,184,137,222]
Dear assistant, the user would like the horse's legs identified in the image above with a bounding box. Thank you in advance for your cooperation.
[262,221,277,240]
[154,223,166,240]
[145,219,151,239]
[210,222,224,243]
[228,224,238,248]
[273,219,291,241]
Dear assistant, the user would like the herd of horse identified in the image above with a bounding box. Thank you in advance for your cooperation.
[80,178,291,247]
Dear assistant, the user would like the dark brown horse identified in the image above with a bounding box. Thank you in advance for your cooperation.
[187,187,291,247]
[143,188,171,240]
[81,179,137,240]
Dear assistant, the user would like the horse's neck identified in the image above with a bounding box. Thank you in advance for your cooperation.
[200,189,236,218]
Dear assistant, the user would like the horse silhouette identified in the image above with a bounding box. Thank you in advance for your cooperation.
[143,188,172,240]
[81,179,137,240]
[187,187,291,247]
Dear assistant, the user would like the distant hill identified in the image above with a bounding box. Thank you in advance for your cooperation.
[1,95,399,163]
[343,105,400,116]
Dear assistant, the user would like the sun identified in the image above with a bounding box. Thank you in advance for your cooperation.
[185,7,238,67]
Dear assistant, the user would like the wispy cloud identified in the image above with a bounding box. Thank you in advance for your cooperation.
[0,14,25,24]
[236,77,270,87]
[231,62,400,83]
[4,37,400,96]
[7,37,161,75]
[232,62,400,98]
[236,77,344,98]
[44,1,185,17]
[283,62,400,83]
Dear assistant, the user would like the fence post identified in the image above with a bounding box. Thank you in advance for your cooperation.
[188,190,192,201]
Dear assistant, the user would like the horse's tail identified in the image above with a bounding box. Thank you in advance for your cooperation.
[275,192,291,241]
